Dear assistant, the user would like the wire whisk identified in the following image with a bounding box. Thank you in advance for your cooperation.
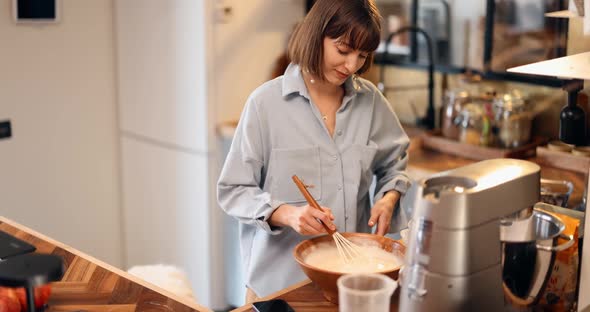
[292,175,366,264]
[332,231,365,264]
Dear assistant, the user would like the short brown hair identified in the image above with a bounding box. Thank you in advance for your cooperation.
[288,0,382,80]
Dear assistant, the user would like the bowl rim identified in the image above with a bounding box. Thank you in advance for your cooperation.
[292,232,405,275]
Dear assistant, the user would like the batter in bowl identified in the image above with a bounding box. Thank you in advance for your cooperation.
[304,242,403,273]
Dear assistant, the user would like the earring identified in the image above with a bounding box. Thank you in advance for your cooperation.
[304,68,315,84]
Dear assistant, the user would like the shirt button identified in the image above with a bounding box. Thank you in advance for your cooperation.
[333,155,338,160]
[337,185,342,190]
[337,130,343,136]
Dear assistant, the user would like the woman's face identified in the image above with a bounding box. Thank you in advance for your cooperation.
[322,37,369,86]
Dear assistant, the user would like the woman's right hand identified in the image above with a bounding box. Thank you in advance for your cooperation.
[270,204,336,235]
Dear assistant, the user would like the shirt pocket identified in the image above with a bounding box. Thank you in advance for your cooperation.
[359,140,378,171]
[269,146,322,203]
[351,140,379,193]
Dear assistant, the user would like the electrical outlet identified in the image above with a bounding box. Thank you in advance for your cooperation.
[0,120,12,140]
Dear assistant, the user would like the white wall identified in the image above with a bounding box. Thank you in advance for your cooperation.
[115,0,218,308]
[0,0,123,266]
[213,0,305,123]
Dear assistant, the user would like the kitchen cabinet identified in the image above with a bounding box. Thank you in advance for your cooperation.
[374,0,568,87]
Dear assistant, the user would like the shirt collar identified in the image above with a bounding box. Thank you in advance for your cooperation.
[281,63,369,98]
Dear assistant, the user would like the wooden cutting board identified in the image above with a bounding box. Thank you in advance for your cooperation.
[421,130,548,161]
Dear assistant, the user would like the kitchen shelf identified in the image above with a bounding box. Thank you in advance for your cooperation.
[507,51,590,80]
[545,10,580,18]
[420,130,548,161]
[374,54,566,87]
[373,53,466,74]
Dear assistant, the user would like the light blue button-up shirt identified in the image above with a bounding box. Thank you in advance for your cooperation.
[217,63,411,297]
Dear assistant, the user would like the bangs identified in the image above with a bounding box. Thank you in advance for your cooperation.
[324,10,381,52]
[341,21,381,52]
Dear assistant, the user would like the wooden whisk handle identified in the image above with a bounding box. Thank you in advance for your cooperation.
[292,175,336,235]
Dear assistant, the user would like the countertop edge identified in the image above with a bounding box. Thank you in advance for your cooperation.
[0,216,213,312]
[229,280,312,312]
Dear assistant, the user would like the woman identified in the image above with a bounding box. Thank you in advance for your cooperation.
[217,0,411,301]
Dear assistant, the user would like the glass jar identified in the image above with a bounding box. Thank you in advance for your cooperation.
[441,89,470,140]
[493,92,532,148]
[454,102,492,146]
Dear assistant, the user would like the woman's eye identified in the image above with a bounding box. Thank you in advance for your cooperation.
[337,49,349,55]
[360,54,368,59]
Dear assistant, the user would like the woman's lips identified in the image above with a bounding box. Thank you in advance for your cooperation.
[335,70,349,80]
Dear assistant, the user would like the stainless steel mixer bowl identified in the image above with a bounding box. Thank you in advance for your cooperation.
[501,209,573,308]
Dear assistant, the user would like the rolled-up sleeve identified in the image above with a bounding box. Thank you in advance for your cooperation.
[217,97,284,235]
[371,91,412,202]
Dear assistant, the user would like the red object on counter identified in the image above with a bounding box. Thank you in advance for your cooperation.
[0,285,51,312]
[14,285,51,311]
[0,288,20,312]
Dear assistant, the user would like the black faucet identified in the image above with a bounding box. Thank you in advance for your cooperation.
[379,26,436,130]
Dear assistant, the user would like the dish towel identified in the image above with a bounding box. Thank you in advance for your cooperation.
[127,264,198,303]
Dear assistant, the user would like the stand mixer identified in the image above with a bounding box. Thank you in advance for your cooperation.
[400,159,542,311]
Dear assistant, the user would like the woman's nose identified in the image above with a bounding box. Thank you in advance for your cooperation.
[345,55,362,73]
[344,57,356,73]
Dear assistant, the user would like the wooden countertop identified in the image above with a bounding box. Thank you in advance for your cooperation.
[0,216,212,312]
[231,280,400,312]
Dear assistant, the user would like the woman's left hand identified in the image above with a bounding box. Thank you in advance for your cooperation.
[368,190,401,236]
